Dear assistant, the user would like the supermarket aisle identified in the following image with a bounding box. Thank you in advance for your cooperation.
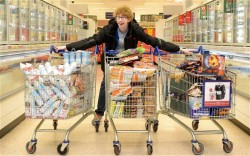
[0,65,249,156]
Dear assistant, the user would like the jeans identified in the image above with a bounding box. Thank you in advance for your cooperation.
[95,76,105,116]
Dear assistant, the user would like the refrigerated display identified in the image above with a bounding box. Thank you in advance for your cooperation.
[50,6,56,41]
[0,1,7,43]
[201,5,208,43]
[223,4,234,43]
[30,0,38,42]
[164,20,173,42]
[184,13,192,42]
[214,0,223,43]
[44,4,50,42]
[20,0,29,42]
[234,0,247,43]
[60,11,66,41]
[207,1,215,43]
[9,0,19,42]
[38,0,45,42]
[55,8,61,41]
[194,8,202,42]
[172,19,178,42]
[191,9,197,42]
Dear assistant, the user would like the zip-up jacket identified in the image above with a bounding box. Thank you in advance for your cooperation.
[66,18,180,71]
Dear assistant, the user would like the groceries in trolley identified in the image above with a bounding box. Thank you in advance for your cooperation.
[177,54,226,77]
[63,51,92,66]
[108,49,157,118]
[21,61,93,119]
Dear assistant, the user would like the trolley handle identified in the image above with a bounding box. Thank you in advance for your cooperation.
[105,50,119,56]
[153,46,168,56]
[153,45,209,56]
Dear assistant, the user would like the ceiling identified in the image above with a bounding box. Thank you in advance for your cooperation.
[59,0,202,20]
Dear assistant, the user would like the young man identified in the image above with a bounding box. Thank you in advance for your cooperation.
[57,5,192,125]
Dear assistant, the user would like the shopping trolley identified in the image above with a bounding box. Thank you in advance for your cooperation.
[104,49,157,155]
[24,51,97,155]
[155,47,236,155]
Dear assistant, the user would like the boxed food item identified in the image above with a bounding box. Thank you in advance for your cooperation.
[189,96,209,118]
[203,54,225,76]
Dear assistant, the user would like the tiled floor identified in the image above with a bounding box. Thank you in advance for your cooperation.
[1,65,249,156]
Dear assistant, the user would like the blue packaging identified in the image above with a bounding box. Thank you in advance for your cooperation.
[81,51,91,65]
[69,52,76,64]
[63,53,70,64]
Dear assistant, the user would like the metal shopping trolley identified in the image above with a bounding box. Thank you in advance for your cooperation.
[104,50,157,155]
[155,47,236,155]
[24,51,97,155]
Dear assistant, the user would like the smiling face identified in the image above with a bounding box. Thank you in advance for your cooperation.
[114,5,133,32]
[116,14,130,32]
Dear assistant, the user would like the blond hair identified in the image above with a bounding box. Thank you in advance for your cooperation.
[114,5,133,20]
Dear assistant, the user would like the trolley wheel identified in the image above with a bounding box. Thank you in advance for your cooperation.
[57,143,69,155]
[53,120,58,130]
[223,141,233,153]
[147,144,153,155]
[95,124,99,132]
[104,122,109,132]
[192,120,199,130]
[192,142,204,155]
[153,124,158,132]
[114,144,121,155]
[26,142,37,154]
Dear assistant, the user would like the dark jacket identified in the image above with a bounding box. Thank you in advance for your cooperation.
[66,18,180,71]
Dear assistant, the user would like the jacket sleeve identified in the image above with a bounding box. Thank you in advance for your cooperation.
[66,26,108,51]
[131,23,180,52]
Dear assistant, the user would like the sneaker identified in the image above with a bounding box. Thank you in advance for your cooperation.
[92,114,102,126]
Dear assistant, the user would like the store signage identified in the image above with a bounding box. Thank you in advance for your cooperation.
[0,0,5,4]
[67,13,73,25]
[186,11,192,23]
[200,5,207,20]
[105,12,113,19]
[178,14,184,25]
[202,80,232,108]
[224,0,234,13]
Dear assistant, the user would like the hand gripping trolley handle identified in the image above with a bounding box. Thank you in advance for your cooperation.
[104,49,157,155]
[24,50,98,155]
[155,46,236,155]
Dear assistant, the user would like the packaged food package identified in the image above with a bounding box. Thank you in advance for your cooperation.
[110,101,117,115]
[210,108,230,117]
[111,87,133,100]
[51,85,67,101]
[45,62,53,74]
[109,82,130,93]
[58,100,71,118]
[25,94,33,117]
[116,47,146,58]
[110,66,133,84]
[118,54,140,65]
[144,88,155,96]
[112,101,125,118]
[133,61,157,69]
[203,54,225,76]
[134,68,156,78]
[33,81,50,102]
[43,98,61,118]
[31,89,44,107]
[189,96,209,118]
[132,70,147,82]
[74,74,85,94]
[187,83,202,97]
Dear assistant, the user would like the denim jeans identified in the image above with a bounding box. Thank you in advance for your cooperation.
[95,76,105,116]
